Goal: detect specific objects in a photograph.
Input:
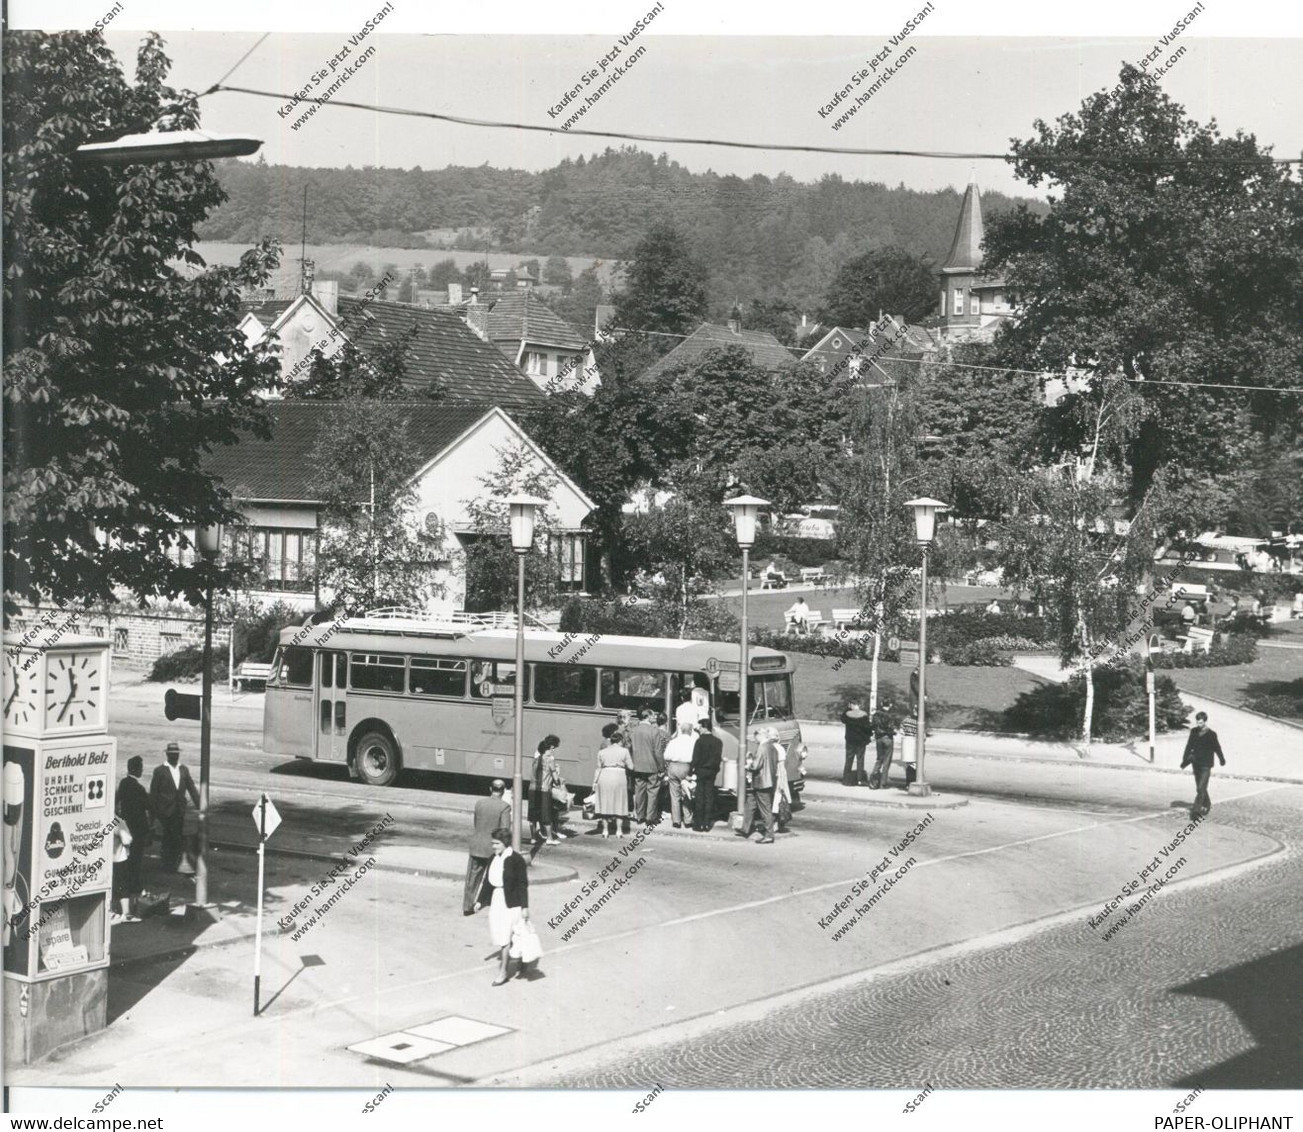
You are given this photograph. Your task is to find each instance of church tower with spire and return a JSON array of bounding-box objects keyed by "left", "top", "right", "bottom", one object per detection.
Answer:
[{"left": 937, "top": 176, "right": 1014, "bottom": 342}]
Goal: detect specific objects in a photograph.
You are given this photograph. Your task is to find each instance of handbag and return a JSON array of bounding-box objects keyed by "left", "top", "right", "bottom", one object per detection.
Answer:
[
  {"left": 509, "top": 919, "right": 543, "bottom": 964},
  {"left": 550, "top": 784, "right": 571, "bottom": 808}
]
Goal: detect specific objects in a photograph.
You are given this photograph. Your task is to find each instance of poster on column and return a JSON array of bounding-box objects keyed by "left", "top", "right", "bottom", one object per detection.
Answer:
[
  {"left": 36, "top": 739, "right": 116, "bottom": 905},
  {"left": 3, "top": 744, "right": 37, "bottom": 976}
]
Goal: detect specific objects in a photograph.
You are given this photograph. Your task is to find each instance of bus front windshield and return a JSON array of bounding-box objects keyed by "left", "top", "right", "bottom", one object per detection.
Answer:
[{"left": 714, "top": 674, "right": 794, "bottom": 726}]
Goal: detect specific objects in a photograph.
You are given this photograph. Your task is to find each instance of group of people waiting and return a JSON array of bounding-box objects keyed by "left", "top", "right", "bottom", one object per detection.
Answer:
[
  {"left": 839, "top": 699, "right": 902, "bottom": 789},
  {"left": 111, "top": 741, "right": 202, "bottom": 923}
]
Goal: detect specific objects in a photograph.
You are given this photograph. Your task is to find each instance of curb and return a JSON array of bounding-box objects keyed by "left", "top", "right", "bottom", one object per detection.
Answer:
[
  {"left": 909, "top": 749, "right": 1303, "bottom": 787},
  {"left": 1174, "top": 687, "right": 1303, "bottom": 732}
]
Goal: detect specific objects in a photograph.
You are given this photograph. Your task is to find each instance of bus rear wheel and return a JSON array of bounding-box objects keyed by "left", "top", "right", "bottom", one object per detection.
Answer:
[{"left": 354, "top": 730, "right": 400, "bottom": 787}]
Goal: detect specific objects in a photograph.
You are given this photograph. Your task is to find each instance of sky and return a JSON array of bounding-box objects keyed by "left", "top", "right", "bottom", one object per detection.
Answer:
[{"left": 10, "top": 1, "right": 1303, "bottom": 200}]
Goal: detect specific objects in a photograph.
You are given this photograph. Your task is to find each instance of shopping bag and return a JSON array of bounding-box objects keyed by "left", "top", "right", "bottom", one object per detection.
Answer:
[
  {"left": 510, "top": 920, "right": 543, "bottom": 963},
  {"left": 550, "top": 785, "right": 572, "bottom": 809}
]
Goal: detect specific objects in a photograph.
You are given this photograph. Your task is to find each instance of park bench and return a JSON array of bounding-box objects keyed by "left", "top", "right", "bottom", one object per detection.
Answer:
[
  {"left": 760, "top": 571, "right": 788, "bottom": 590},
  {"left": 831, "top": 608, "right": 865, "bottom": 630},
  {"left": 234, "top": 660, "right": 274, "bottom": 690},
  {"left": 1177, "top": 627, "right": 1215, "bottom": 655},
  {"left": 799, "top": 566, "right": 827, "bottom": 586},
  {"left": 784, "top": 609, "right": 828, "bottom": 635}
]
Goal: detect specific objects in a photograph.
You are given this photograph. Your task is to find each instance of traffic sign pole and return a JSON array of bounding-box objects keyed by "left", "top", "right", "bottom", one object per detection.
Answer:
[{"left": 254, "top": 794, "right": 267, "bottom": 1016}]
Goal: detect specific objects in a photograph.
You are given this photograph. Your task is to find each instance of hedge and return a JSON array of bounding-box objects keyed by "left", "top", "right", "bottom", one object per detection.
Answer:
[
  {"left": 942, "top": 639, "right": 1014, "bottom": 667},
  {"left": 1001, "top": 659, "right": 1189, "bottom": 741},
  {"left": 147, "top": 643, "right": 230, "bottom": 683},
  {"left": 1150, "top": 633, "right": 1258, "bottom": 669},
  {"left": 750, "top": 533, "right": 839, "bottom": 569},
  {"left": 928, "top": 612, "right": 1052, "bottom": 652}
]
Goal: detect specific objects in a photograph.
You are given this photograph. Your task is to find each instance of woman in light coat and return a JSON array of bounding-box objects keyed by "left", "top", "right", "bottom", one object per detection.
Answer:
[{"left": 592, "top": 722, "right": 634, "bottom": 838}]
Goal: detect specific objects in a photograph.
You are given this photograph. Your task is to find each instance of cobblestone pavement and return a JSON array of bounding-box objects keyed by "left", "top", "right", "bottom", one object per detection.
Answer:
[{"left": 541, "top": 787, "right": 1303, "bottom": 1089}]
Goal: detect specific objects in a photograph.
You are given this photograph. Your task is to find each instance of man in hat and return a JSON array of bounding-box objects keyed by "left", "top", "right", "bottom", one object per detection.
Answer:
[
  {"left": 465, "top": 780, "right": 512, "bottom": 915},
  {"left": 150, "top": 741, "right": 199, "bottom": 871}
]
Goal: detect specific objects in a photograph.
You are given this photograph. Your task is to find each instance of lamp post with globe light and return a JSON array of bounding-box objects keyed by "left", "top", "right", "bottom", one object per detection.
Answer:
[
  {"left": 903, "top": 497, "right": 947, "bottom": 797},
  {"left": 724, "top": 494, "right": 769, "bottom": 829},
  {"left": 506, "top": 496, "right": 546, "bottom": 851}
]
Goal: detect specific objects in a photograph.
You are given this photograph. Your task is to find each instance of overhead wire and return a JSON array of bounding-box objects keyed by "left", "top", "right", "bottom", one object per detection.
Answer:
[{"left": 203, "top": 83, "right": 1303, "bottom": 166}]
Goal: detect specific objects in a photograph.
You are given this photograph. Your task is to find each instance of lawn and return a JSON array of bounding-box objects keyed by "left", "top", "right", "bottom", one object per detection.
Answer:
[
  {"left": 1164, "top": 644, "right": 1303, "bottom": 723},
  {"left": 719, "top": 582, "right": 1019, "bottom": 634},
  {"left": 790, "top": 652, "right": 1046, "bottom": 730}
]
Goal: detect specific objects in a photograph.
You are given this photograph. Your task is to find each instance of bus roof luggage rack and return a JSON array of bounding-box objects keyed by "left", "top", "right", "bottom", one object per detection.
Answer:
[{"left": 334, "top": 608, "right": 555, "bottom": 637}]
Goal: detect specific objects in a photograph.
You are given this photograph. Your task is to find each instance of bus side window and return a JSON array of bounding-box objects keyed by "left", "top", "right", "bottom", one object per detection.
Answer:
[{"left": 283, "top": 647, "right": 313, "bottom": 687}]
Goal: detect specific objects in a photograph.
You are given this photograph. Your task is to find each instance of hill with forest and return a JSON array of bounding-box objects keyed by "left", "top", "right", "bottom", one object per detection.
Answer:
[{"left": 200, "top": 147, "right": 1042, "bottom": 313}]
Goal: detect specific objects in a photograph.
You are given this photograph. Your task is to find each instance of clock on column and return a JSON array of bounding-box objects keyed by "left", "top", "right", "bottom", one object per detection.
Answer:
[
  {"left": 43, "top": 650, "right": 106, "bottom": 732},
  {"left": 3, "top": 655, "right": 41, "bottom": 732}
]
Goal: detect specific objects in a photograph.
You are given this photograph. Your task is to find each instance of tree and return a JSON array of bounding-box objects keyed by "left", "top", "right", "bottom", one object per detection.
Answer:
[
  {"left": 463, "top": 260, "right": 491, "bottom": 294},
  {"left": 309, "top": 402, "right": 445, "bottom": 612},
  {"left": 833, "top": 367, "right": 942, "bottom": 710},
  {"left": 613, "top": 222, "right": 709, "bottom": 337},
  {"left": 992, "top": 465, "right": 1176, "bottom": 750},
  {"left": 983, "top": 64, "right": 1303, "bottom": 507},
  {"left": 460, "top": 441, "right": 564, "bottom": 614},
  {"left": 543, "top": 254, "right": 573, "bottom": 288},
  {"left": 428, "top": 258, "right": 462, "bottom": 289},
  {"left": 2, "top": 31, "right": 281, "bottom": 616},
  {"left": 348, "top": 260, "right": 376, "bottom": 288},
  {"left": 819, "top": 246, "right": 937, "bottom": 327},
  {"left": 396, "top": 271, "right": 417, "bottom": 304},
  {"left": 621, "top": 497, "right": 735, "bottom": 637}
]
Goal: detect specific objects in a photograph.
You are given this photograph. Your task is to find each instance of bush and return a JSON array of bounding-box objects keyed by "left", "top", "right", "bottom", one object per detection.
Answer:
[
  {"left": 232, "top": 602, "right": 305, "bottom": 666},
  {"left": 556, "top": 595, "right": 738, "bottom": 642},
  {"left": 942, "top": 638, "right": 1013, "bottom": 667},
  {"left": 1001, "top": 660, "right": 1189, "bottom": 741},
  {"left": 1219, "top": 611, "right": 1273, "bottom": 638},
  {"left": 929, "top": 612, "right": 1052, "bottom": 652},
  {"left": 148, "top": 643, "right": 230, "bottom": 684},
  {"left": 1151, "top": 633, "right": 1258, "bottom": 668},
  {"left": 751, "top": 533, "right": 837, "bottom": 568},
  {"left": 1243, "top": 680, "right": 1303, "bottom": 720}
]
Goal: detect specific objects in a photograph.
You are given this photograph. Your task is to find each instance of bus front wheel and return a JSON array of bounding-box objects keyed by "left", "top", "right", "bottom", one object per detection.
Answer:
[{"left": 354, "top": 729, "right": 401, "bottom": 787}]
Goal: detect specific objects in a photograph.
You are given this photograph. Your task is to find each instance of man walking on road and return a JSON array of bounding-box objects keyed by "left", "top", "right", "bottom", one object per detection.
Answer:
[
  {"left": 630, "top": 710, "right": 667, "bottom": 825},
  {"left": 840, "top": 701, "right": 872, "bottom": 786},
  {"left": 870, "top": 699, "right": 897, "bottom": 789},
  {"left": 1180, "top": 711, "right": 1226, "bottom": 817},
  {"left": 465, "top": 779, "right": 512, "bottom": 915},
  {"left": 690, "top": 719, "right": 722, "bottom": 832},
  {"left": 149, "top": 741, "right": 199, "bottom": 872}
]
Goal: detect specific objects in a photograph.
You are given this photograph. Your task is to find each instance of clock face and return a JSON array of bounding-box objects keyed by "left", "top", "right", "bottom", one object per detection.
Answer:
[
  {"left": 3, "top": 654, "right": 41, "bottom": 728},
  {"left": 43, "top": 651, "right": 104, "bottom": 729}
]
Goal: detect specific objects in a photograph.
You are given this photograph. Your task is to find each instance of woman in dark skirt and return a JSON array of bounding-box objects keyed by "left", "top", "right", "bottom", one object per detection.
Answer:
[{"left": 527, "top": 734, "right": 562, "bottom": 844}]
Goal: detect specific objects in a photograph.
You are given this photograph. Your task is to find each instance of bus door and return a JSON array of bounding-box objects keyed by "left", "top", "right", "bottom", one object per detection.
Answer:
[{"left": 315, "top": 650, "right": 349, "bottom": 762}]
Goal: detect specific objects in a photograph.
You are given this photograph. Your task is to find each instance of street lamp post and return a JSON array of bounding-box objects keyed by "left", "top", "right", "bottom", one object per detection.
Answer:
[
  {"left": 903, "top": 498, "right": 947, "bottom": 798},
  {"left": 194, "top": 523, "right": 222, "bottom": 908},
  {"left": 74, "top": 128, "right": 263, "bottom": 164},
  {"left": 724, "top": 495, "right": 770, "bottom": 831},
  {"left": 506, "top": 496, "right": 546, "bottom": 853}
]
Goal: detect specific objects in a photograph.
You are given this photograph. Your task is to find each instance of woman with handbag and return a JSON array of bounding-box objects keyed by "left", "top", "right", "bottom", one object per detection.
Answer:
[
  {"left": 592, "top": 721, "right": 633, "bottom": 838},
  {"left": 473, "top": 828, "right": 533, "bottom": 985},
  {"left": 528, "top": 735, "right": 562, "bottom": 845}
]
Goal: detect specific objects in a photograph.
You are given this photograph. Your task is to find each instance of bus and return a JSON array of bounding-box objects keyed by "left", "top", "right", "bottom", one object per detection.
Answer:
[{"left": 262, "top": 613, "right": 805, "bottom": 807}]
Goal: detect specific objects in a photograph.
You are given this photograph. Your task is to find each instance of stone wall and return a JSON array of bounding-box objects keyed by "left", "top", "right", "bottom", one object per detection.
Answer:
[{"left": 10, "top": 606, "right": 232, "bottom": 670}]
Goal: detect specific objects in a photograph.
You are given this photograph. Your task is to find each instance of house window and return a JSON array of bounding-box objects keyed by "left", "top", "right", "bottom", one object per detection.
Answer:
[
  {"left": 232, "top": 528, "right": 317, "bottom": 593},
  {"left": 524, "top": 350, "right": 547, "bottom": 376},
  {"left": 113, "top": 628, "right": 129, "bottom": 654},
  {"left": 994, "top": 292, "right": 1003, "bottom": 307},
  {"left": 160, "top": 632, "right": 183, "bottom": 653},
  {"left": 969, "top": 292, "right": 980, "bottom": 315},
  {"left": 544, "top": 533, "right": 586, "bottom": 590},
  {"left": 952, "top": 288, "right": 964, "bottom": 315}
]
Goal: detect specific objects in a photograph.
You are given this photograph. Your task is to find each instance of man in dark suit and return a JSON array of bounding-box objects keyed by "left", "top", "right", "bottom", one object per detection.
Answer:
[
  {"left": 116, "top": 756, "right": 151, "bottom": 918},
  {"left": 150, "top": 741, "right": 199, "bottom": 871},
  {"left": 689, "top": 719, "right": 722, "bottom": 831},
  {"left": 1180, "top": 711, "right": 1226, "bottom": 817},
  {"left": 629, "top": 710, "right": 667, "bottom": 825},
  {"left": 464, "top": 780, "right": 512, "bottom": 915}
]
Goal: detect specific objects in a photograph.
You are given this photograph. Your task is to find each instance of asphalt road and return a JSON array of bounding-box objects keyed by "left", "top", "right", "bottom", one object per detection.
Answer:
[{"left": 66, "top": 673, "right": 1297, "bottom": 1090}]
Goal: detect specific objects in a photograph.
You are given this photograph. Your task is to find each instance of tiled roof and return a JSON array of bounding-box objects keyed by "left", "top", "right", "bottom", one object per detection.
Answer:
[
  {"left": 241, "top": 297, "right": 296, "bottom": 325},
  {"left": 642, "top": 322, "right": 797, "bottom": 382},
  {"left": 332, "top": 297, "right": 544, "bottom": 408},
  {"left": 943, "top": 178, "right": 985, "bottom": 273},
  {"left": 476, "top": 292, "right": 587, "bottom": 351},
  {"left": 204, "top": 401, "right": 493, "bottom": 502}
]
